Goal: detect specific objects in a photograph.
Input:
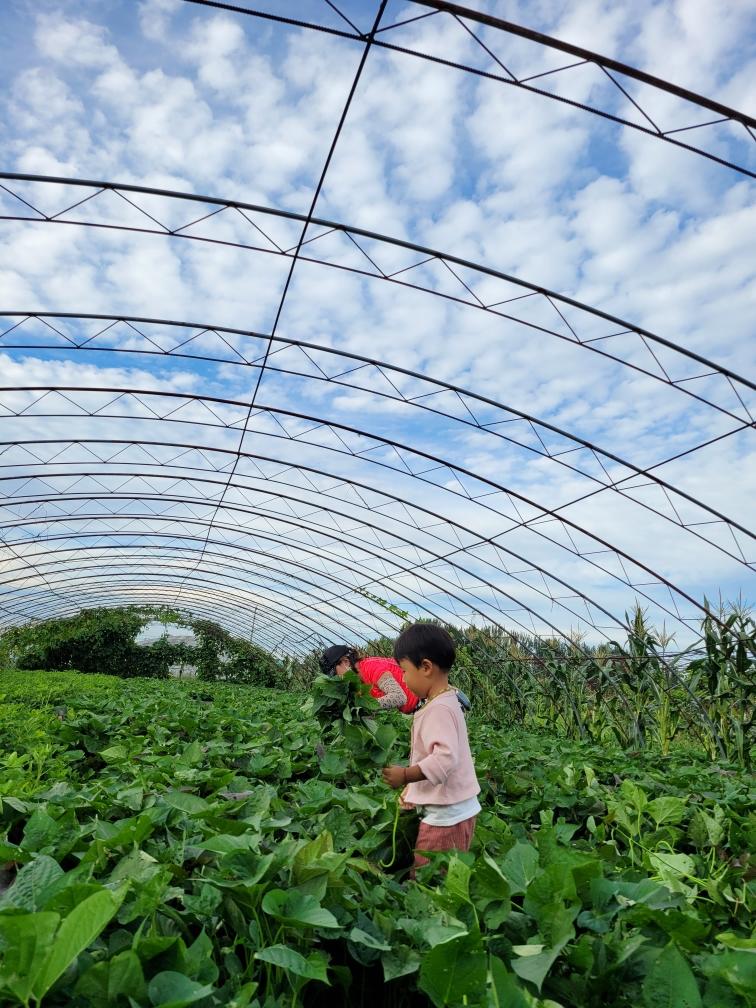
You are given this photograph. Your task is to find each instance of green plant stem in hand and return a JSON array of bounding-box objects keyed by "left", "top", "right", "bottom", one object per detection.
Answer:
[{"left": 379, "top": 795, "right": 403, "bottom": 869}]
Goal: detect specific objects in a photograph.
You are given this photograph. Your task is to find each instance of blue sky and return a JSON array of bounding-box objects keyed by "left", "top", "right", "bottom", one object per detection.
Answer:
[{"left": 0, "top": 0, "right": 754, "bottom": 652}]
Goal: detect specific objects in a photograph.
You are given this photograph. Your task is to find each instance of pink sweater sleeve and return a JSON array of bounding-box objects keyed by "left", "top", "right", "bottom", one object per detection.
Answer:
[{"left": 415, "top": 706, "right": 459, "bottom": 785}]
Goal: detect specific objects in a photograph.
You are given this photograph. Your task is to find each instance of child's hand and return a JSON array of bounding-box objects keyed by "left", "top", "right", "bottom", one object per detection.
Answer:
[{"left": 382, "top": 765, "right": 406, "bottom": 789}]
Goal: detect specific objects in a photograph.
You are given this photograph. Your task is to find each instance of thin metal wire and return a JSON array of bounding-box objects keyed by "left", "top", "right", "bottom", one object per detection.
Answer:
[{"left": 172, "top": 0, "right": 389, "bottom": 608}]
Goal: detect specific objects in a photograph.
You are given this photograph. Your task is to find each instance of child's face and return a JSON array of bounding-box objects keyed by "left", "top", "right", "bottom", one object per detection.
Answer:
[
  {"left": 397, "top": 657, "right": 432, "bottom": 698},
  {"left": 334, "top": 655, "right": 351, "bottom": 677}
]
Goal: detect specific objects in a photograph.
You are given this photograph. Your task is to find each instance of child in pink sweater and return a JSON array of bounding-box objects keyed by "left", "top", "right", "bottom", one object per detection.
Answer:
[{"left": 382, "top": 624, "right": 480, "bottom": 876}]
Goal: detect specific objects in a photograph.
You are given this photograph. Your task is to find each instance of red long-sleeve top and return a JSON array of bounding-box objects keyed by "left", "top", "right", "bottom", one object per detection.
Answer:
[{"left": 356, "top": 657, "right": 418, "bottom": 714}]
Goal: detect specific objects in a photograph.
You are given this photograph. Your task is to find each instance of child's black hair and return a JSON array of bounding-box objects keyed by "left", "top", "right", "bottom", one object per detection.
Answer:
[{"left": 393, "top": 623, "right": 456, "bottom": 671}]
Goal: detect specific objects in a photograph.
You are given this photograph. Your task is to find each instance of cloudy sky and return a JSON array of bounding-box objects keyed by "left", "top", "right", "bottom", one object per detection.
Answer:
[{"left": 0, "top": 0, "right": 754, "bottom": 653}]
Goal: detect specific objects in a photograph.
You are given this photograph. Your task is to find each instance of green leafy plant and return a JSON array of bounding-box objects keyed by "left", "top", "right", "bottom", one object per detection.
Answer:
[
  {"left": 0, "top": 666, "right": 753, "bottom": 1008},
  {"left": 309, "top": 670, "right": 399, "bottom": 778}
]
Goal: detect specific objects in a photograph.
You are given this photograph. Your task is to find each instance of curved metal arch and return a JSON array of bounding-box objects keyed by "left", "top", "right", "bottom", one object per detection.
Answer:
[
  {"left": 1, "top": 177, "right": 753, "bottom": 413},
  {"left": 5, "top": 437, "right": 733, "bottom": 657},
  {"left": 0, "top": 540, "right": 403, "bottom": 644},
  {"left": 0, "top": 559, "right": 383, "bottom": 651},
  {"left": 4, "top": 435, "right": 737, "bottom": 630},
  {"left": 3, "top": 571, "right": 574, "bottom": 723},
  {"left": 1, "top": 518, "right": 523, "bottom": 642},
  {"left": 179, "top": 0, "right": 756, "bottom": 178},
  {"left": 2, "top": 505, "right": 652, "bottom": 711},
  {"left": 0, "top": 576, "right": 280, "bottom": 648},
  {"left": 3, "top": 583, "right": 300, "bottom": 657},
  {"left": 0, "top": 513, "right": 406, "bottom": 633},
  {"left": 2, "top": 313, "right": 752, "bottom": 571},
  {"left": 0, "top": 512, "right": 729, "bottom": 741},
  {"left": 0, "top": 536, "right": 540, "bottom": 677},
  {"left": 0, "top": 565, "right": 358, "bottom": 655},
  {"left": 1, "top": 489, "right": 616, "bottom": 657},
  {"left": 0, "top": 544, "right": 346, "bottom": 651},
  {"left": 1, "top": 457, "right": 648, "bottom": 652},
  {"left": 0, "top": 568, "right": 584, "bottom": 709},
  {"left": 0, "top": 458, "right": 682, "bottom": 656},
  {"left": 1, "top": 527, "right": 558, "bottom": 681},
  {"left": 0, "top": 442, "right": 697, "bottom": 642},
  {"left": 0, "top": 385, "right": 729, "bottom": 629},
  {"left": 1, "top": 489, "right": 623, "bottom": 652},
  {"left": 0, "top": 465, "right": 713, "bottom": 658},
  {"left": 0, "top": 541, "right": 640, "bottom": 725},
  {"left": 0, "top": 500, "right": 717, "bottom": 743}
]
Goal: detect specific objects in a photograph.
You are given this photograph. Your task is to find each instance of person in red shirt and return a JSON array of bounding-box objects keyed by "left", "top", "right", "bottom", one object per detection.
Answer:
[{"left": 319, "top": 645, "right": 418, "bottom": 713}]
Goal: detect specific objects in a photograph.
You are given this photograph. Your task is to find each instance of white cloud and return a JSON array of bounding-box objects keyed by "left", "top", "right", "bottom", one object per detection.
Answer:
[
  {"left": 34, "top": 12, "right": 120, "bottom": 70},
  {"left": 138, "top": 0, "right": 182, "bottom": 43},
  {"left": 0, "top": 351, "right": 200, "bottom": 394}
]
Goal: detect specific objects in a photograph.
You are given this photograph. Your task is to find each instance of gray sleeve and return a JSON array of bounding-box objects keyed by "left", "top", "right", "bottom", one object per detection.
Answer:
[{"left": 375, "top": 672, "right": 406, "bottom": 709}]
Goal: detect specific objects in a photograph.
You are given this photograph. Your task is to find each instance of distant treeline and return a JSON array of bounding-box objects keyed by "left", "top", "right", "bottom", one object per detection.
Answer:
[{"left": 0, "top": 606, "right": 281, "bottom": 686}]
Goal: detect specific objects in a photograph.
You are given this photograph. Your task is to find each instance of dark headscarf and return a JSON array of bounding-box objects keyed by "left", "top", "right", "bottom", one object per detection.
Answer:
[{"left": 319, "top": 644, "right": 352, "bottom": 676}]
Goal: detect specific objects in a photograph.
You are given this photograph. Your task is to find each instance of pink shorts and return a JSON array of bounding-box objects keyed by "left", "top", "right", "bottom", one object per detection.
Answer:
[{"left": 412, "top": 814, "right": 477, "bottom": 876}]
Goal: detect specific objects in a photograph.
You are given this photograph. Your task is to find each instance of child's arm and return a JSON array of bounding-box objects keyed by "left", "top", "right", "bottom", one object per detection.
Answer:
[
  {"left": 382, "top": 763, "right": 426, "bottom": 788},
  {"left": 382, "top": 706, "right": 457, "bottom": 788}
]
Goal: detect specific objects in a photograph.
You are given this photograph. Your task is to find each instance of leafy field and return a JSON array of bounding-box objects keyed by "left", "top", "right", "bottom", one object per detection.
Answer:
[{"left": 0, "top": 670, "right": 754, "bottom": 1008}]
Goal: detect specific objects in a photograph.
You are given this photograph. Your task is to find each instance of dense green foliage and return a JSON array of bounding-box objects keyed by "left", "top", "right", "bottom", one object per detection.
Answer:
[
  {"left": 0, "top": 608, "right": 281, "bottom": 687},
  {"left": 0, "top": 670, "right": 753, "bottom": 1007},
  {"left": 5, "top": 600, "right": 753, "bottom": 766},
  {"left": 186, "top": 620, "right": 280, "bottom": 688},
  {"left": 289, "top": 604, "right": 756, "bottom": 767},
  {"left": 4, "top": 609, "right": 152, "bottom": 679}
]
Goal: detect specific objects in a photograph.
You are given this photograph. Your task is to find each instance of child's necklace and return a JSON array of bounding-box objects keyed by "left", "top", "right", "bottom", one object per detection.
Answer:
[{"left": 425, "top": 685, "right": 454, "bottom": 705}]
